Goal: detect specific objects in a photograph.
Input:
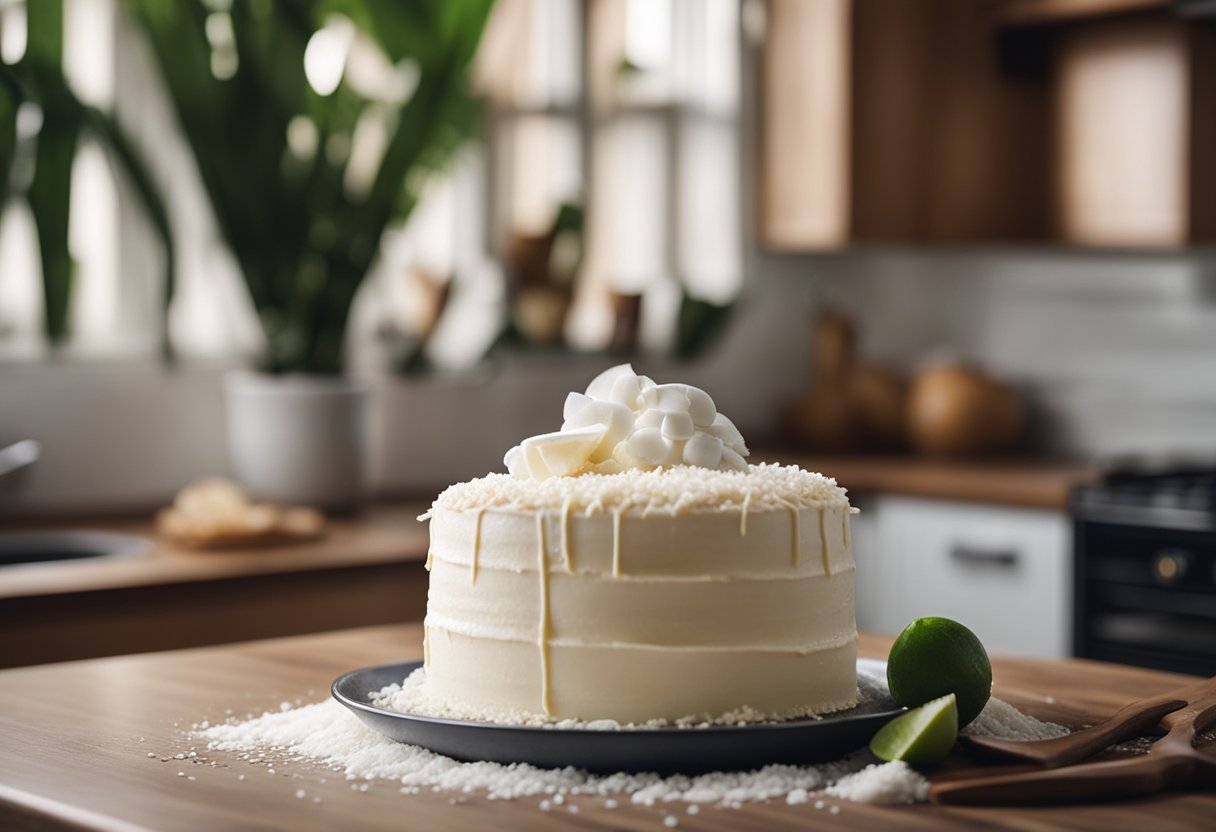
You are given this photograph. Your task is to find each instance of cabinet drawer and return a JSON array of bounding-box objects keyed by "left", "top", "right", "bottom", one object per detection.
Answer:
[{"left": 876, "top": 497, "right": 1071, "bottom": 658}]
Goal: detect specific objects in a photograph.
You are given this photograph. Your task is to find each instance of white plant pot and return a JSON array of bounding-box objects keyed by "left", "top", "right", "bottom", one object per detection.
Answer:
[{"left": 225, "top": 372, "right": 370, "bottom": 511}]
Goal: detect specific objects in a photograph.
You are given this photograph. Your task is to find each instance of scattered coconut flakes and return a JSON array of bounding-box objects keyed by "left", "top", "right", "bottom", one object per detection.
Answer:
[
  {"left": 199, "top": 699, "right": 881, "bottom": 805},
  {"left": 423, "top": 463, "right": 850, "bottom": 517},
  {"left": 195, "top": 693, "right": 1067, "bottom": 808},
  {"left": 963, "top": 698, "right": 1068, "bottom": 742}
]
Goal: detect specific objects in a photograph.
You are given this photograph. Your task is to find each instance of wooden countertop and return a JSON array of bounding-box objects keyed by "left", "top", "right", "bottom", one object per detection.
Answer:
[
  {"left": 0, "top": 625, "right": 1210, "bottom": 831},
  {"left": 0, "top": 503, "right": 429, "bottom": 600},
  {"left": 763, "top": 453, "right": 1097, "bottom": 511}
]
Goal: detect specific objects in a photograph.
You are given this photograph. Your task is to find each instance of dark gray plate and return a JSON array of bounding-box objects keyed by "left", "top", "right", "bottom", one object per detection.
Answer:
[{"left": 332, "top": 659, "right": 901, "bottom": 774}]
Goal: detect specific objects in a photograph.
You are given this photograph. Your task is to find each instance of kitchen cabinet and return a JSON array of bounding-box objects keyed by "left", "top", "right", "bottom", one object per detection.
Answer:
[
  {"left": 758, "top": 0, "right": 1216, "bottom": 249},
  {"left": 854, "top": 496, "right": 1072, "bottom": 658},
  {"left": 848, "top": 496, "right": 883, "bottom": 633},
  {"left": 996, "top": 0, "right": 1169, "bottom": 27},
  {"left": 0, "top": 505, "right": 429, "bottom": 668},
  {"left": 760, "top": 0, "right": 1050, "bottom": 248},
  {"left": 1042, "top": 12, "right": 1216, "bottom": 246}
]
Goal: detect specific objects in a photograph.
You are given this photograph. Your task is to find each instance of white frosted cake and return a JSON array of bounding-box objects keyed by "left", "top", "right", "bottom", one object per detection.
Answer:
[{"left": 417, "top": 365, "right": 858, "bottom": 724}]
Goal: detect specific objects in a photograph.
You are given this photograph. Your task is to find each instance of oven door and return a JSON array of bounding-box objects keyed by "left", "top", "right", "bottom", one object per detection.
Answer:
[{"left": 1074, "top": 519, "right": 1216, "bottom": 676}]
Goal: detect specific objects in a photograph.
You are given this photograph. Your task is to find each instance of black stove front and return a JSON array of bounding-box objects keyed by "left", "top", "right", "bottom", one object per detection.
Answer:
[{"left": 1073, "top": 467, "right": 1216, "bottom": 677}]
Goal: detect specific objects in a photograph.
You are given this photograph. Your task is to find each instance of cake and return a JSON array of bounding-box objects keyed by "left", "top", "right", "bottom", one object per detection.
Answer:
[{"left": 417, "top": 365, "right": 858, "bottom": 723}]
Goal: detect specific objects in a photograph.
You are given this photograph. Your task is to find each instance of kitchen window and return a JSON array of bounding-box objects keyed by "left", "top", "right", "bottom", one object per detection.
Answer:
[{"left": 0, "top": 0, "right": 745, "bottom": 369}]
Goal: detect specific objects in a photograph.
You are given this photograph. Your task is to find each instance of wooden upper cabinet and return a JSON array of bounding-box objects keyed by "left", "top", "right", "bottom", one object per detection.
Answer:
[
  {"left": 760, "top": 0, "right": 851, "bottom": 248},
  {"left": 759, "top": 0, "right": 1216, "bottom": 249},
  {"left": 1053, "top": 15, "right": 1216, "bottom": 245}
]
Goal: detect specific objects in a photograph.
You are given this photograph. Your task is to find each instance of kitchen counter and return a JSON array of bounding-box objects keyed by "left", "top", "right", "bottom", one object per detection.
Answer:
[
  {"left": 0, "top": 505, "right": 429, "bottom": 667},
  {"left": 764, "top": 453, "right": 1097, "bottom": 511},
  {"left": 0, "top": 624, "right": 1210, "bottom": 831},
  {"left": 0, "top": 504, "right": 428, "bottom": 599}
]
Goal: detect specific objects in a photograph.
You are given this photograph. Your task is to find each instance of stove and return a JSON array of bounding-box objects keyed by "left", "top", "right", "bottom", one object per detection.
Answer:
[{"left": 1072, "top": 467, "right": 1216, "bottom": 676}]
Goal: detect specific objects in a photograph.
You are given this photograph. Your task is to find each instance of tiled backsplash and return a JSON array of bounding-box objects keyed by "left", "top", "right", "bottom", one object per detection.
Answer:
[{"left": 768, "top": 249, "right": 1216, "bottom": 459}]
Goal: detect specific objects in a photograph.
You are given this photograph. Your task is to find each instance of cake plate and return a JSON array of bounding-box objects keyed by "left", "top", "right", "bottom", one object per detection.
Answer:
[{"left": 332, "top": 659, "right": 902, "bottom": 774}]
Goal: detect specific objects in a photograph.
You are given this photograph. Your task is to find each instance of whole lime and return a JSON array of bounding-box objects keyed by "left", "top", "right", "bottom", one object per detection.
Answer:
[{"left": 887, "top": 617, "right": 992, "bottom": 728}]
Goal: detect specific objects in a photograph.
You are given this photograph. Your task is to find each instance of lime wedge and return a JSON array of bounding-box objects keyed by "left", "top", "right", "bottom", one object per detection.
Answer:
[{"left": 870, "top": 693, "right": 958, "bottom": 766}]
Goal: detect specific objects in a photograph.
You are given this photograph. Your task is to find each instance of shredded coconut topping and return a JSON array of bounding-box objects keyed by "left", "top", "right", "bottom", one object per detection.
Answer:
[{"left": 424, "top": 463, "right": 851, "bottom": 517}]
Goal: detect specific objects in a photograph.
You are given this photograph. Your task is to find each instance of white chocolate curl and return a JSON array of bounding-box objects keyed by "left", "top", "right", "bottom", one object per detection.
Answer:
[{"left": 504, "top": 364, "right": 750, "bottom": 480}]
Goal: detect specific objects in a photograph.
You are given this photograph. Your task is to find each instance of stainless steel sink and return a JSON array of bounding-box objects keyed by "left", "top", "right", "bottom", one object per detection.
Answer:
[{"left": 0, "top": 530, "right": 152, "bottom": 567}]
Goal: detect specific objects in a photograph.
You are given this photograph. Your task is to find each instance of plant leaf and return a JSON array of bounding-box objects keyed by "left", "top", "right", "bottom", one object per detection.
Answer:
[
  {"left": 83, "top": 105, "right": 178, "bottom": 361},
  {"left": 122, "top": 0, "right": 492, "bottom": 374},
  {"left": 23, "top": 65, "right": 80, "bottom": 347},
  {"left": 0, "top": 67, "right": 20, "bottom": 205}
]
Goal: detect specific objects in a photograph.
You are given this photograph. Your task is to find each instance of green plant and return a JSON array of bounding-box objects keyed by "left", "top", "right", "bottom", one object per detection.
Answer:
[
  {"left": 675, "top": 291, "right": 734, "bottom": 360},
  {"left": 0, "top": 72, "right": 15, "bottom": 206},
  {"left": 123, "top": 0, "right": 493, "bottom": 375},
  {"left": 0, "top": 0, "right": 175, "bottom": 354}
]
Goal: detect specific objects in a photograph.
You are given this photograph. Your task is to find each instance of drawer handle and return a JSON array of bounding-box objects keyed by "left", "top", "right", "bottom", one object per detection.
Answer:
[{"left": 950, "top": 545, "right": 1020, "bottom": 568}]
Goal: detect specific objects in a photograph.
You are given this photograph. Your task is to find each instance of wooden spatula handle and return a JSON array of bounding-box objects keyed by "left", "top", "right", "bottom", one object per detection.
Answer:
[{"left": 930, "top": 755, "right": 1187, "bottom": 806}]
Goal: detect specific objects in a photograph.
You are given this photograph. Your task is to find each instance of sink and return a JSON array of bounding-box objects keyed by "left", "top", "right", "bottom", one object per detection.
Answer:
[{"left": 0, "top": 531, "right": 152, "bottom": 567}]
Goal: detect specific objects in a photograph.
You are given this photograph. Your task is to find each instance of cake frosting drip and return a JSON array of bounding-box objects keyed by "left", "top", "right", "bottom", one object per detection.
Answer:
[{"left": 502, "top": 364, "right": 750, "bottom": 481}]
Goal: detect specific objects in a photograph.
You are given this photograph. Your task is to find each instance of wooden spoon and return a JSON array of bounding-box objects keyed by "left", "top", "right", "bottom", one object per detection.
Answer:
[
  {"left": 961, "top": 675, "right": 1215, "bottom": 768},
  {"left": 961, "top": 697, "right": 1186, "bottom": 768},
  {"left": 931, "top": 686, "right": 1216, "bottom": 805}
]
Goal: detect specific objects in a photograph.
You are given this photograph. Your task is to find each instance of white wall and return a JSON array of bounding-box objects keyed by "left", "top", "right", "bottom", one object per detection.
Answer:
[{"left": 0, "top": 361, "right": 232, "bottom": 514}]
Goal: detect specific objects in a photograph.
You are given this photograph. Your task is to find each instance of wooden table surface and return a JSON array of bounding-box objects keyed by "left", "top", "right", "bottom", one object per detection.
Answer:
[{"left": 0, "top": 625, "right": 1210, "bottom": 832}]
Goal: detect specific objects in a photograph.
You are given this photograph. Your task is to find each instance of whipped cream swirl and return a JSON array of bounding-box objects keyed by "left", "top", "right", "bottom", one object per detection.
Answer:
[{"left": 504, "top": 364, "right": 749, "bottom": 481}]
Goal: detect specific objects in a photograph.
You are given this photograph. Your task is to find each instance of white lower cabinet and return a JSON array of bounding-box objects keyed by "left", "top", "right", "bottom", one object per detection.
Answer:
[
  {"left": 853, "top": 496, "right": 1071, "bottom": 658},
  {"left": 849, "top": 498, "right": 884, "bottom": 633}
]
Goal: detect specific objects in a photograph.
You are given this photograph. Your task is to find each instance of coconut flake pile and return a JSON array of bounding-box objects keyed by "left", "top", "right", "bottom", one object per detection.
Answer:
[
  {"left": 962, "top": 697, "right": 1069, "bottom": 742},
  {"left": 195, "top": 695, "right": 1064, "bottom": 808},
  {"left": 424, "top": 463, "right": 851, "bottom": 517}
]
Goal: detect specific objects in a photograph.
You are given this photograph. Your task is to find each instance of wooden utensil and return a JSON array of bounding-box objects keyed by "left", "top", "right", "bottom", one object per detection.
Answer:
[
  {"left": 961, "top": 698, "right": 1187, "bottom": 768},
  {"left": 931, "top": 685, "right": 1216, "bottom": 805},
  {"left": 961, "top": 675, "right": 1215, "bottom": 767}
]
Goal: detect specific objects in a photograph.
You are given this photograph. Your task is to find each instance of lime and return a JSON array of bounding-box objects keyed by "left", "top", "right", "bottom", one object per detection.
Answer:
[
  {"left": 886, "top": 617, "right": 992, "bottom": 728},
  {"left": 869, "top": 693, "right": 958, "bottom": 766}
]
